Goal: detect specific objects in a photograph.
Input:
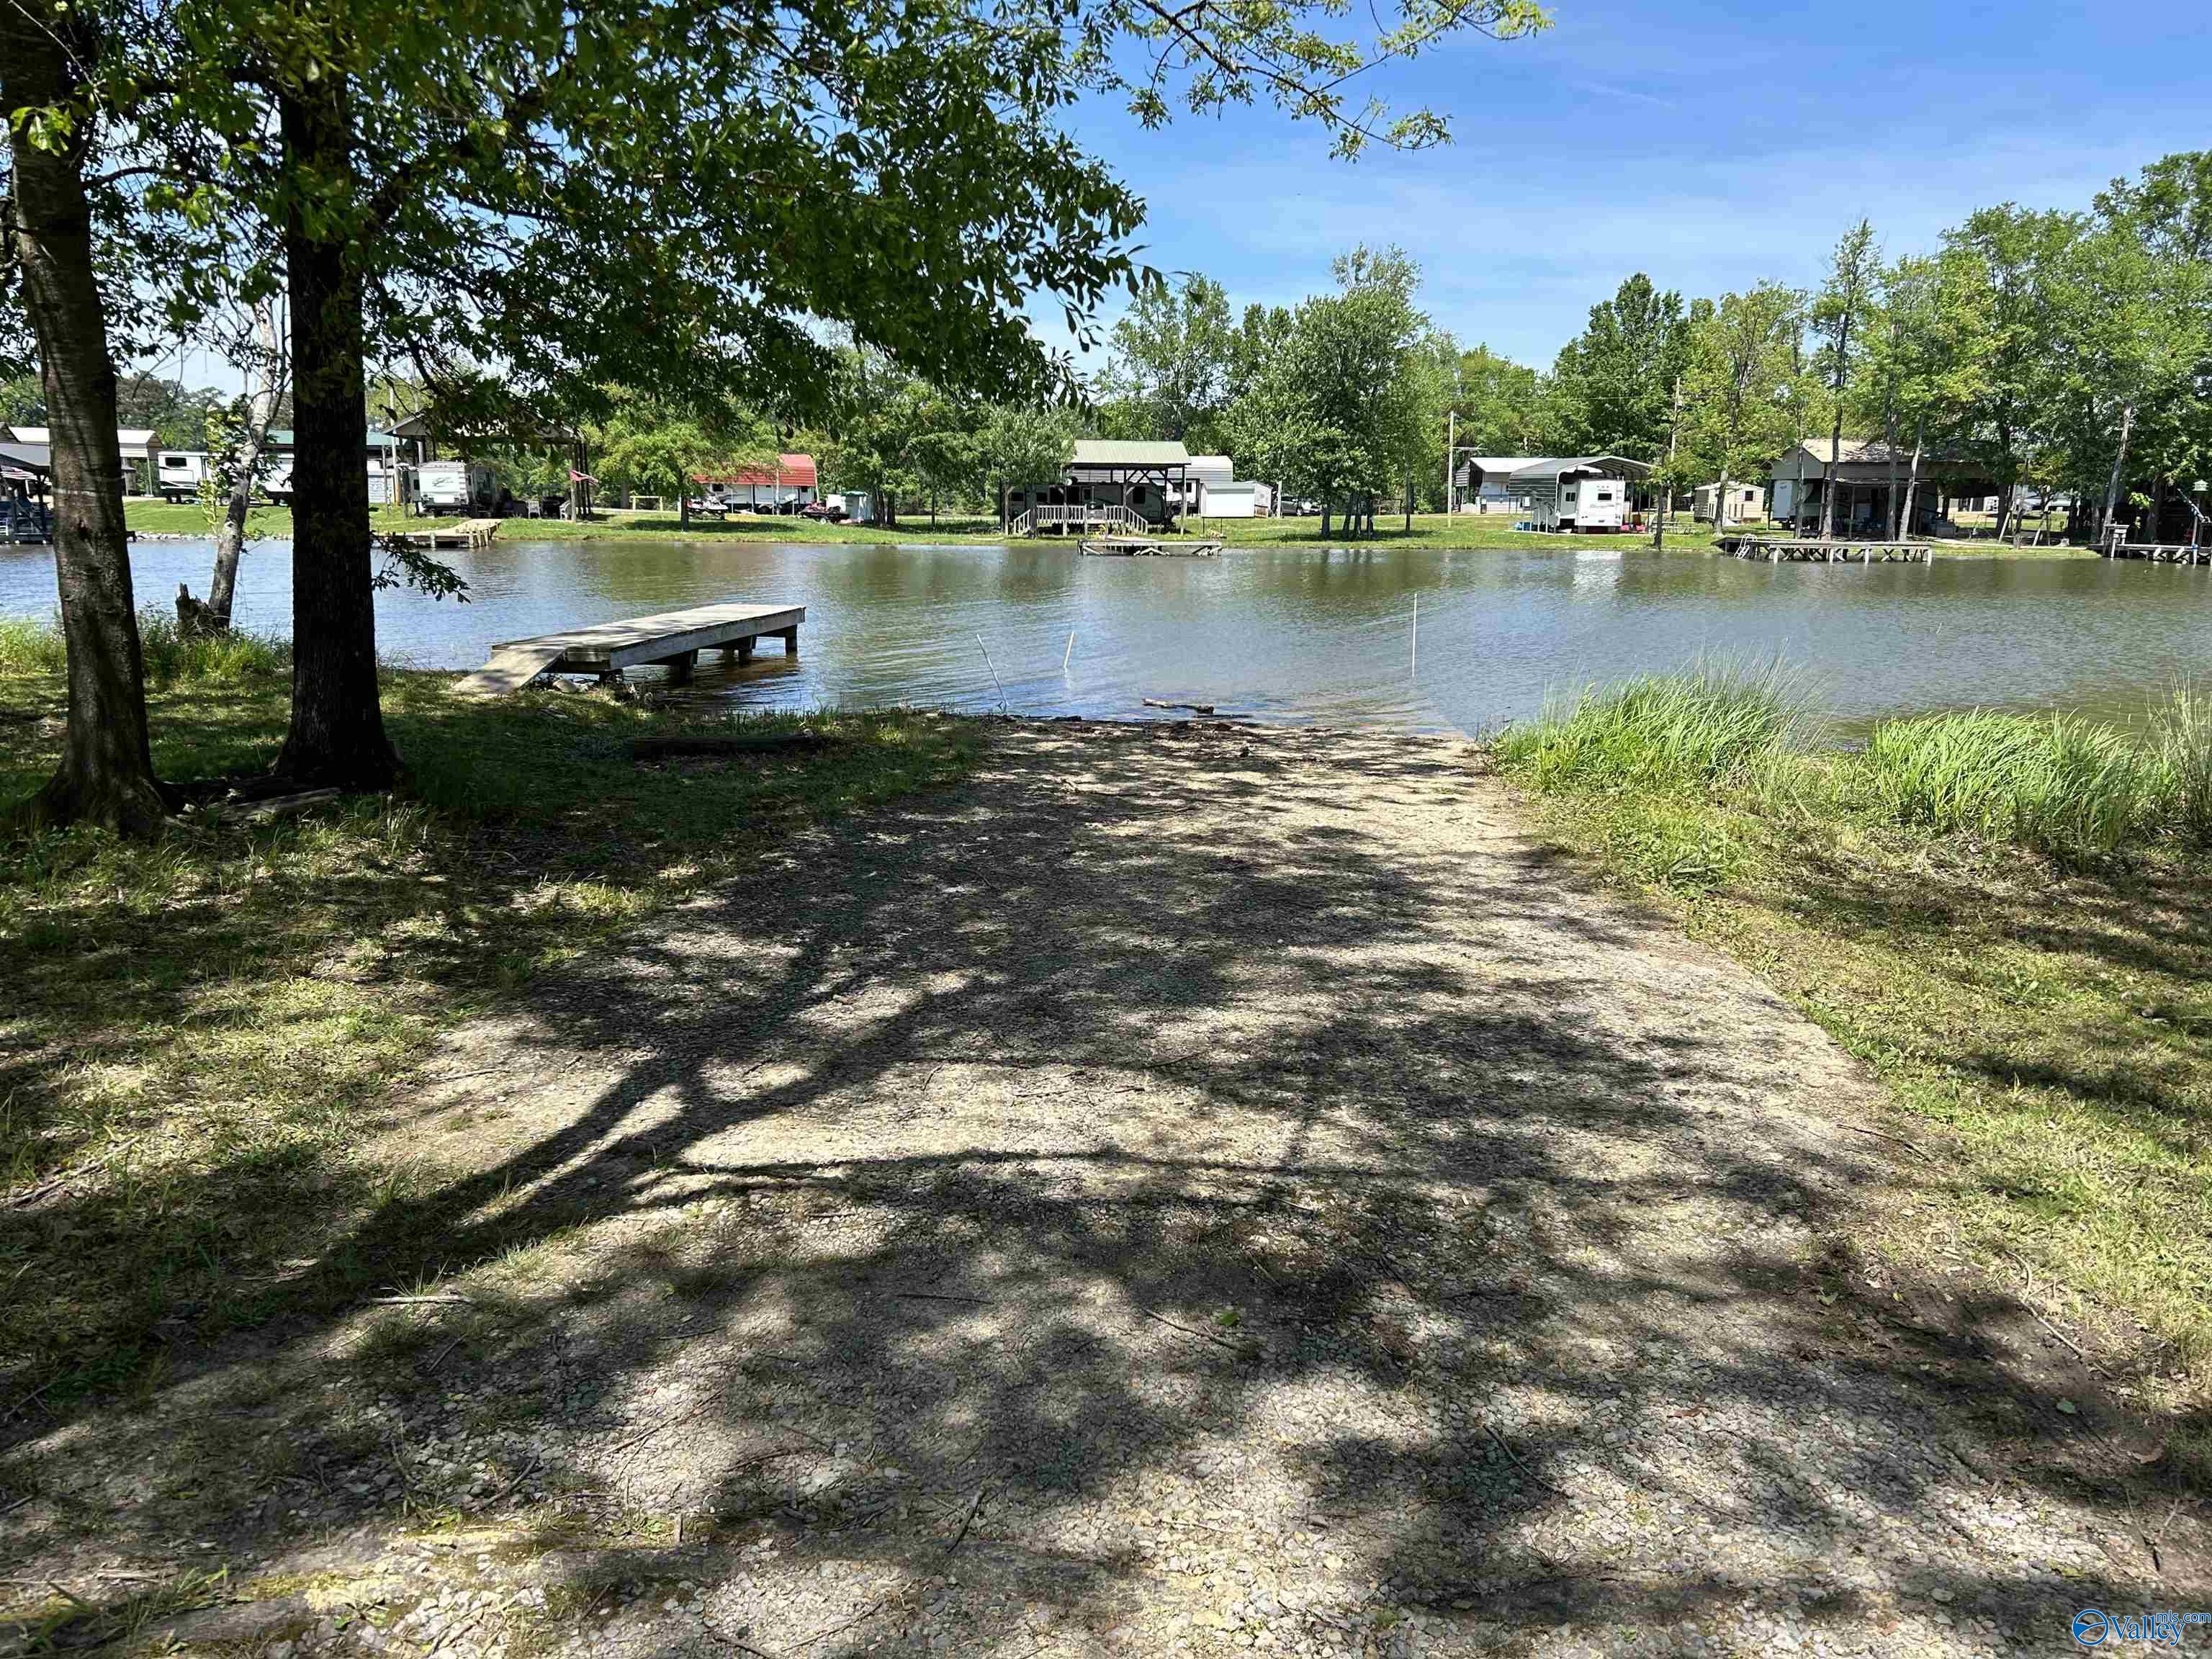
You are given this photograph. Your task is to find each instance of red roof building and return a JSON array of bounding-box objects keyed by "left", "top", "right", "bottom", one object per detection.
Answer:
[{"left": 695, "top": 452, "right": 817, "bottom": 490}]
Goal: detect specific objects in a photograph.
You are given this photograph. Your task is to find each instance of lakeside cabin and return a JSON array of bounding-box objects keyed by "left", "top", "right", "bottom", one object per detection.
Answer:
[
  {"left": 1767, "top": 439, "right": 1997, "bottom": 537},
  {"left": 695, "top": 453, "right": 819, "bottom": 511},
  {"left": 1509, "top": 456, "right": 1650, "bottom": 532},
  {"left": 1003, "top": 440, "right": 1193, "bottom": 531}
]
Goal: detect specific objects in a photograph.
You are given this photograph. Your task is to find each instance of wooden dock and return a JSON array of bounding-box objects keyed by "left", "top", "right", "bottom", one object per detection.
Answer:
[
  {"left": 1717, "top": 534, "right": 1932, "bottom": 564},
  {"left": 2103, "top": 541, "right": 2208, "bottom": 564},
  {"left": 1079, "top": 536, "right": 1222, "bottom": 558},
  {"left": 452, "top": 601, "right": 804, "bottom": 696},
  {"left": 398, "top": 518, "right": 502, "bottom": 551}
]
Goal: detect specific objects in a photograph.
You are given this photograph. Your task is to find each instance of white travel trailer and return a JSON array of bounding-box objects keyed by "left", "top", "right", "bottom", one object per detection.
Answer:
[
  {"left": 418, "top": 458, "right": 496, "bottom": 515},
  {"left": 1508, "top": 456, "right": 1648, "bottom": 531},
  {"left": 156, "top": 449, "right": 212, "bottom": 500}
]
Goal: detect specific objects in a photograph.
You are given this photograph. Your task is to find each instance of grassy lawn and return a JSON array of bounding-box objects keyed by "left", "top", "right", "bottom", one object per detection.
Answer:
[
  {"left": 1493, "top": 669, "right": 2212, "bottom": 1455},
  {"left": 0, "top": 621, "right": 981, "bottom": 1422},
  {"left": 125, "top": 498, "right": 1733, "bottom": 552}
]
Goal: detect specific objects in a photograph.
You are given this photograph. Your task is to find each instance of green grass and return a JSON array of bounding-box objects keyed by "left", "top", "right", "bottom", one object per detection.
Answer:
[
  {"left": 124, "top": 499, "right": 1745, "bottom": 552},
  {"left": 1495, "top": 673, "right": 2212, "bottom": 1446},
  {"left": 1493, "top": 662, "right": 1810, "bottom": 794},
  {"left": 1862, "top": 711, "right": 2170, "bottom": 858},
  {"left": 0, "top": 627, "right": 982, "bottom": 1418}
]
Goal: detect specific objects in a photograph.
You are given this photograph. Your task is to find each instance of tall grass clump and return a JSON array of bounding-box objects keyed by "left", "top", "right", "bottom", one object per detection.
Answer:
[
  {"left": 135, "top": 611, "right": 290, "bottom": 685},
  {"left": 0, "top": 614, "right": 68, "bottom": 675},
  {"left": 1496, "top": 662, "right": 1811, "bottom": 793},
  {"left": 2152, "top": 678, "right": 2212, "bottom": 848},
  {"left": 1863, "top": 709, "right": 2164, "bottom": 860},
  {"left": 0, "top": 613, "right": 288, "bottom": 685}
]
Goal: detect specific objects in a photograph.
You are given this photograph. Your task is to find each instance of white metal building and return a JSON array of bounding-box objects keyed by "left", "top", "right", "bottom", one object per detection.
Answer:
[
  {"left": 1454, "top": 457, "right": 1542, "bottom": 513},
  {"left": 1181, "top": 454, "right": 1272, "bottom": 518}
]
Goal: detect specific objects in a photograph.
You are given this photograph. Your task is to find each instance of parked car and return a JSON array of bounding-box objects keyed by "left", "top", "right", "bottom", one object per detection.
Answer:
[{"left": 686, "top": 498, "right": 727, "bottom": 518}]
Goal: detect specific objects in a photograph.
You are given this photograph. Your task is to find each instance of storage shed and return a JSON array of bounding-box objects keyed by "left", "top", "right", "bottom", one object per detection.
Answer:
[
  {"left": 1695, "top": 481, "right": 1766, "bottom": 525},
  {"left": 1453, "top": 457, "right": 1542, "bottom": 513},
  {"left": 1181, "top": 455, "right": 1270, "bottom": 518}
]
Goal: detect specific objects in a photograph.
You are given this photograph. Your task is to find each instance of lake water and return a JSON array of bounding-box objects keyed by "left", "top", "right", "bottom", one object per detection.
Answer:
[{"left": 5, "top": 536, "right": 2210, "bottom": 735}]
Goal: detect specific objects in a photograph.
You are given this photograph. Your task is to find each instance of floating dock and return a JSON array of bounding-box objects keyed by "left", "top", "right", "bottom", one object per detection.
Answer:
[
  {"left": 1079, "top": 536, "right": 1222, "bottom": 558},
  {"left": 1717, "top": 534, "right": 1932, "bottom": 564},
  {"left": 397, "top": 518, "right": 502, "bottom": 551},
  {"left": 453, "top": 601, "right": 804, "bottom": 696}
]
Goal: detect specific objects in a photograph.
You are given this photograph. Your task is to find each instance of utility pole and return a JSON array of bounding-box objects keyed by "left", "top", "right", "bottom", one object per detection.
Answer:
[{"left": 1445, "top": 409, "right": 1455, "bottom": 513}]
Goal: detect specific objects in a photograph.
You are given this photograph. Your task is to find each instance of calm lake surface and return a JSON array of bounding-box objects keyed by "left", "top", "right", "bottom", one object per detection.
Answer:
[{"left": 6, "top": 537, "right": 2210, "bottom": 735}]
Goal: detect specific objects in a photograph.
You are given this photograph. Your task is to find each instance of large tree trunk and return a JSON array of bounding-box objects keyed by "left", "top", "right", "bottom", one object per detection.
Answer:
[
  {"left": 1883, "top": 395, "right": 1901, "bottom": 537},
  {"left": 2100, "top": 401, "right": 2135, "bottom": 547},
  {"left": 1899, "top": 418, "right": 1925, "bottom": 539},
  {"left": 275, "top": 75, "right": 398, "bottom": 790},
  {"left": 678, "top": 472, "right": 691, "bottom": 528},
  {"left": 4, "top": 18, "right": 169, "bottom": 835},
  {"left": 1319, "top": 497, "right": 1332, "bottom": 537},
  {"left": 1819, "top": 411, "right": 1843, "bottom": 539}
]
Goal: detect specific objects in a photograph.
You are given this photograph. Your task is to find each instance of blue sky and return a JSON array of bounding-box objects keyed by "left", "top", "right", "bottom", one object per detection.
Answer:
[{"left": 1053, "top": 0, "right": 2212, "bottom": 373}]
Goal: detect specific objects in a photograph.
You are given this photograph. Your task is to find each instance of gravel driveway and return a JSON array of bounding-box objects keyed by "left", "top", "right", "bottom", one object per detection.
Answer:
[{"left": 6, "top": 720, "right": 2201, "bottom": 1658}]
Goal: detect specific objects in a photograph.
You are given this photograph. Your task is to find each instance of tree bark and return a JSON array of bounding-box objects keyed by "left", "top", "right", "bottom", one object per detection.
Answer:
[
  {"left": 2100, "top": 400, "right": 2135, "bottom": 546},
  {"left": 3, "top": 17, "right": 170, "bottom": 834},
  {"left": 1819, "top": 410, "right": 1843, "bottom": 539},
  {"left": 678, "top": 469, "right": 691, "bottom": 528},
  {"left": 1319, "top": 497, "right": 1332, "bottom": 537},
  {"left": 195, "top": 298, "right": 287, "bottom": 629},
  {"left": 1883, "top": 395, "right": 1901, "bottom": 537},
  {"left": 275, "top": 74, "right": 398, "bottom": 790},
  {"left": 1899, "top": 418, "right": 1925, "bottom": 539}
]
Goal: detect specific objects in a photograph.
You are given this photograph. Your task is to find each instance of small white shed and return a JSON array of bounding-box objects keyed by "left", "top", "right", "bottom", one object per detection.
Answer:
[
  {"left": 1182, "top": 455, "right": 1269, "bottom": 518},
  {"left": 1696, "top": 481, "right": 1767, "bottom": 525}
]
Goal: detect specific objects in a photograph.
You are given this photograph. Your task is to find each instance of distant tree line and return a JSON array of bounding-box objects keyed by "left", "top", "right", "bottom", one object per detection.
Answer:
[{"left": 1073, "top": 150, "right": 2211, "bottom": 544}]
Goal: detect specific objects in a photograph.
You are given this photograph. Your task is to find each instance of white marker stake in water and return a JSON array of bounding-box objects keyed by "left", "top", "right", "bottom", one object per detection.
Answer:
[
  {"left": 976, "top": 633, "right": 1007, "bottom": 707},
  {"left": 1063, "top": 631, "right": 1075, "bottom": 673},
  {"left": 1411, "top": 593, "right": 1418, "bottom": 678}
]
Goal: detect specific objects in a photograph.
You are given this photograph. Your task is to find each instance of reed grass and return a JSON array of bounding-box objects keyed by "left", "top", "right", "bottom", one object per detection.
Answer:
[
  {"left": 1862, "top": 709, "right": 2164, "bottom": 860},
  {"left": 2153, "top": 676, "right": 2212, "bottom": 848},
  {"left": 1493, "top": 662, "right": 1810, "bottom": 794}
]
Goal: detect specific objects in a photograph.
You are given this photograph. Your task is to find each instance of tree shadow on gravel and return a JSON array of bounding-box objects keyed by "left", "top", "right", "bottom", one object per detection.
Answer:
[{"left": 6, "top": 721, "right": 2205, "bottom": 1655}]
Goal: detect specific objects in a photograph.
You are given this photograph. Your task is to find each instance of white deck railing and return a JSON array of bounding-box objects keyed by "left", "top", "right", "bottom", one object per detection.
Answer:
[{"left": 1011, "top": 503, "right": 1149, "bottom": 537}]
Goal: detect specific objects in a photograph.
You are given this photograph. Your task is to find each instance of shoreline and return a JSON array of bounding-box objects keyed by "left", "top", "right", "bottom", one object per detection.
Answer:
[{"left": 95, "top": 500, "right": 2109, "bottom": 559}]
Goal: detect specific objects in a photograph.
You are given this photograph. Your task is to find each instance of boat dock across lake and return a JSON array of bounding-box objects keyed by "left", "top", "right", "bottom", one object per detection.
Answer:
[
  {"left": 395, "top": 518, "right": 503, "bottom": 552},
  {"left": 1716, "top": 534, "right": 1933, "bottom": 564},
  {"left": 1080, "top": 535, "right": 1222, "bottom": 557}
]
